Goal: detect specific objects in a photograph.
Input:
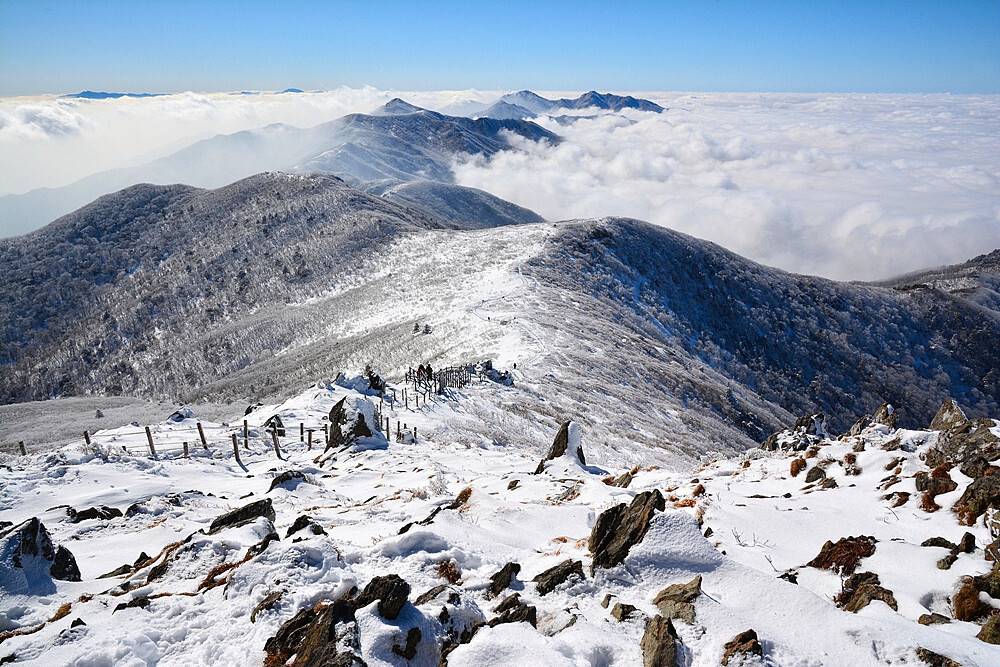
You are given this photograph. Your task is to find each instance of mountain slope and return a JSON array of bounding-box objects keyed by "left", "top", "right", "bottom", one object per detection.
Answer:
[
  {"left": 378, "top": 180, "right": 545, "bottom": 229},
  {"left": 476, "top": 100, "right": 536, "bottom": 120},
  {"left": 0, "top": 104, "right": 559, "bottom": 237},
  {"left": 2, "top": 178, "right": 998, "bottom": 461}
]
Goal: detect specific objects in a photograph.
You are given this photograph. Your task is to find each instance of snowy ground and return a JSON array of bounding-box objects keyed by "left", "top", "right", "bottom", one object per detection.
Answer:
[{"left": 2, "top": 378, "right": 999, "bottom": 665}]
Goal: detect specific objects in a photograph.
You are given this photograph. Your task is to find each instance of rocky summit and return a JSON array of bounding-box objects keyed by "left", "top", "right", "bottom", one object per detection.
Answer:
[{"left": 1, "top": 377, "right": 999, "bottom": 665}]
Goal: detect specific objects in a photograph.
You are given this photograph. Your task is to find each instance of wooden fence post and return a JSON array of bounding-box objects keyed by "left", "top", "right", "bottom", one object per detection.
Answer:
[
  {"left": 183, "top": 441, "right": 189, "bottom": 458},
  {"left": 243, "top": 420, "right": 249, "bottom": 450},
  {"left": 397, "top": 420, "right": 400, "bottom": 439},
  {"left": 145, "top": 426, "right": 157, "bottom": 458},
  {"left": 18, "top": 441, "right": 26, "bottom": 455},
  {"left": 324, "top": 423, "right": 329, "bottom": 446},
  {"left": 83, "top": 431, "right": 91, "bottom": 447},
  {"left": 197, "top": 422, "right": 207, "bottom": 449},
  {"left": 413, "top": 427, "right": 417, "bottom": 442},
  {"left": 300, "top": 422, "right": 304, "bottom": 442},
  {"left": 307, "top": 429, "right": 313, "bottom": 450},
  {"left": 271, "top": 429, "right": 282, "bottom": 459},
  {"left": 231, "top": 433, "right": 243, "bottom": 466}
]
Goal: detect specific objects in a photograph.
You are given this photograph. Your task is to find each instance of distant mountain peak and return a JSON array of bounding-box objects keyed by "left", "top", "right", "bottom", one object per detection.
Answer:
[
  {"left": 63, "top": 90, "right": 163, "bottom": 100},
  {"left": 374, "top": 98, "right": 429, "bottom": 115},
  {"left": 478, "top": 100, "right": 536, "bottom": 120}
]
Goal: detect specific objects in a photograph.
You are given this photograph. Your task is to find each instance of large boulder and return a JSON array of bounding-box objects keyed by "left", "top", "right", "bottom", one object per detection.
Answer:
[
  {"left": 589, "top": 490, "right": 665, "bottom": 571},
  {"left": 0, "top": 518, "right": 81, "bottom": 594},
  {"left": 534, "top": 421, "right": 585, "bottom": 474}
]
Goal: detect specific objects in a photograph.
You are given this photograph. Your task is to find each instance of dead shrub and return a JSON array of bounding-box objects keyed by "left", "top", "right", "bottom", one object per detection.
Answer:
[
  {"left": 806, "top": 535, "right": 876, "bottom": 575},
  {"left": 790, "top": 458, "right": 806, "bottom": 477}
]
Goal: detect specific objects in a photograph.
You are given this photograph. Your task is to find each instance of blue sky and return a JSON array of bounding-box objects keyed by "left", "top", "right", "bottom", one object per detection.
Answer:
[{"left": 1, "top": 0, "right": 998, "bottom": 95}]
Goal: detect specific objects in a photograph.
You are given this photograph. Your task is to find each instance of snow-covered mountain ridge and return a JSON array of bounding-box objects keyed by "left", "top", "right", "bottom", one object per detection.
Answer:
[
  {"left": 2, "top": 377, "right": 999, "bottom": 665},
  {"left": 2, "top": 174, "right": 999, "bottom": 462}
]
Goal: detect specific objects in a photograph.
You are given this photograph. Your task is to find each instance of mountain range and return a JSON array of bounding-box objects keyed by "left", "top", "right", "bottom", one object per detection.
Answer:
[
  {"left": 0, "top": 100, "right": 558, "bottom": 237},
  {"left": 1, "top": 171, "right": 997, "bottom": 461}
]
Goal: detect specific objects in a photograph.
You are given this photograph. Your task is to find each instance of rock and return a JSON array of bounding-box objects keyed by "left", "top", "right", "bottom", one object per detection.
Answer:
[
  {"left": 921, "top": 536, "right": 958, "bottom": 550},
  {"left": 790, "top": 458, "right": 806, "bottom": 477},
  {"left": 973, "top": 561, "right": 1000, "bottom": 598},
  {"left": 285, "top": 599, "right": 362, "bottom": 667},
  {"left": 507, "top": 479, "right": 520, "bottom": 490},
  {"left": 67, "top": 505, "right": 123, "bottom": 523},
  {"left": 847, "top": 413, "right": 873, "bottom": 437},
  {"left": 915, "top": 647, "right": 962, "bottom": 667},
  {"left": 952, "top": 576, "right": 988, "bottom": 621},
  {"left": 611, "top": 602, "right": 639, "bottom": 621},
  {"left": 917, "top": 613, "right": 951, "bottom": 625},
  {"left": 838, "top": 572, "right": 898, "bottom": 612},
  {"left": 414, "top": 584, "right": 451, "bottom": 606},
  {"left": 601, "top": 593, "right": 614, "bottom": 608},
  {"left": 641, "top": 615, "right": 678, "bottom": 667},
  {"left": 392, "top": 627, "right": 421, "bottom": 660},
  {"left": 350, "top": 413, "right": 372, "bottom": 439},
  {"left": 250, "top": 590, "right": 284, "bottom": 623},
  {"left": 778, "top": 570, "right": 799, "bottom": 584},
  {"left": 286, "top": 514, "right": 326, "bottom": 538},
  {"left": 357, "top": 574, "right": 410, "bottom": 620},
  {"left": 1, "top": 518, "right": 82, "bottom": 586},
  {"left": 925, "top": 418, "right": 1000, "bottom": 473},
  {"left": 652, "top": 575, "right": 701, "bottom": 624},
  {"left": 70, "top": 618, "right": 86, "bottom": 628},
  {"left": 97, "top": 563, "right": 133, "bottom": 579},
  {"left": 977, "top": 613, "right": 1000, "bottom": 644},
  {"left": 486, "top": 562, "right": 521, "bottom": 598},
  {"left": 804, "top": 466, "right": 826, "bottom": 483},
  {"left": 534, "top": 420, "right": 586, "bottom": 473},
  {"left": 489, "top": 593, "right": 537, "bottom": 627},
  {"left": 956, "top": 533, "right": 976, "bottom": 554},
  {"left": 113, "top": 596, "right": 150, "bottom": 613},
  {"left": 533, "top": 559, "right": 584, "bottom": 595},
  {"left": 806, "top": 535, "right": 876, "bottom": 575},
  {"left": 94, "top": 409, "right": 104, "bottom": 418},
  {"left": 931, "top": 399, "right": 968, "bottom": 431},
  {"left": 953, "top": 475, "right": 1000, "bottom": 525},
  {"left": 589, "top": 490, "right": 665, "bottom": 571},
  {"left": 914, "top": 471, "right": 958, "bottom": 498},
  {"left": 268, "top": 470, "right": 309, "bottom": 493},
  {"left": 721, "top": 629, "right": 763, "bottom": 665},
  {"left": 872, "top": 402, "right": 898, "bottom": 429},
  {"left": 207, "top": 498, "right": 275, "bottom": 534},
  {"left": 937, "top": 553, "right": 958, "bottom": 570}
]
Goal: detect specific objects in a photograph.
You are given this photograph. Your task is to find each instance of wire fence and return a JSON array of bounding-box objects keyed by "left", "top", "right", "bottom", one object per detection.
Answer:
[{"left": 2, "top": 361, "right": 495, "bottom": 458}]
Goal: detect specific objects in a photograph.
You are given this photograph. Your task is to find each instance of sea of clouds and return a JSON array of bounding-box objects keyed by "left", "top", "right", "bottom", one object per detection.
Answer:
[{"left": 1, "top": 88, "right": 997, "bottom": 280}]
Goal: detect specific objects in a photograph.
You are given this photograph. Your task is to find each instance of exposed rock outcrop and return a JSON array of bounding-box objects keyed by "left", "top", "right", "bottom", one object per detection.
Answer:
[
  {"left": 641, "top": 615, "right": 678, "bottom": 667},
  {"left": 652, "top": 575, "right": 701, "bottom": 624},
  {"left": 533, "top": 559, "right": 583, "bottom": 595},
  {"left": 589, "top": 490, "right": 665, "bottom": 571},
  {"left": 721, "top": 629, "right": 763, "bottom": 665},
  {"left": 207, "top": 498, "right": 276, "bottom": 534},
  {"left": 806, "top": 535, "right": 876, "bottom": 575},
  {"left": 534, "top": 421, "right": 586, "bottom": 474}
]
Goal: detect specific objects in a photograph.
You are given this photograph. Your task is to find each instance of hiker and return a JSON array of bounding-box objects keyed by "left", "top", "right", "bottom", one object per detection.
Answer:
[{"left": 426, "top": 363, "right": 434, "bottom": 380}]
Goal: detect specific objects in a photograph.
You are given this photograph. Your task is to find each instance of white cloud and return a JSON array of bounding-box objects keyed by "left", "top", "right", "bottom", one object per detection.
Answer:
[
  {"left": 452, "top": 93, "right": 1000, "bottom": 280},
  {"left": 0, "top": 87, "right": 500, "bottom": 196}
]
